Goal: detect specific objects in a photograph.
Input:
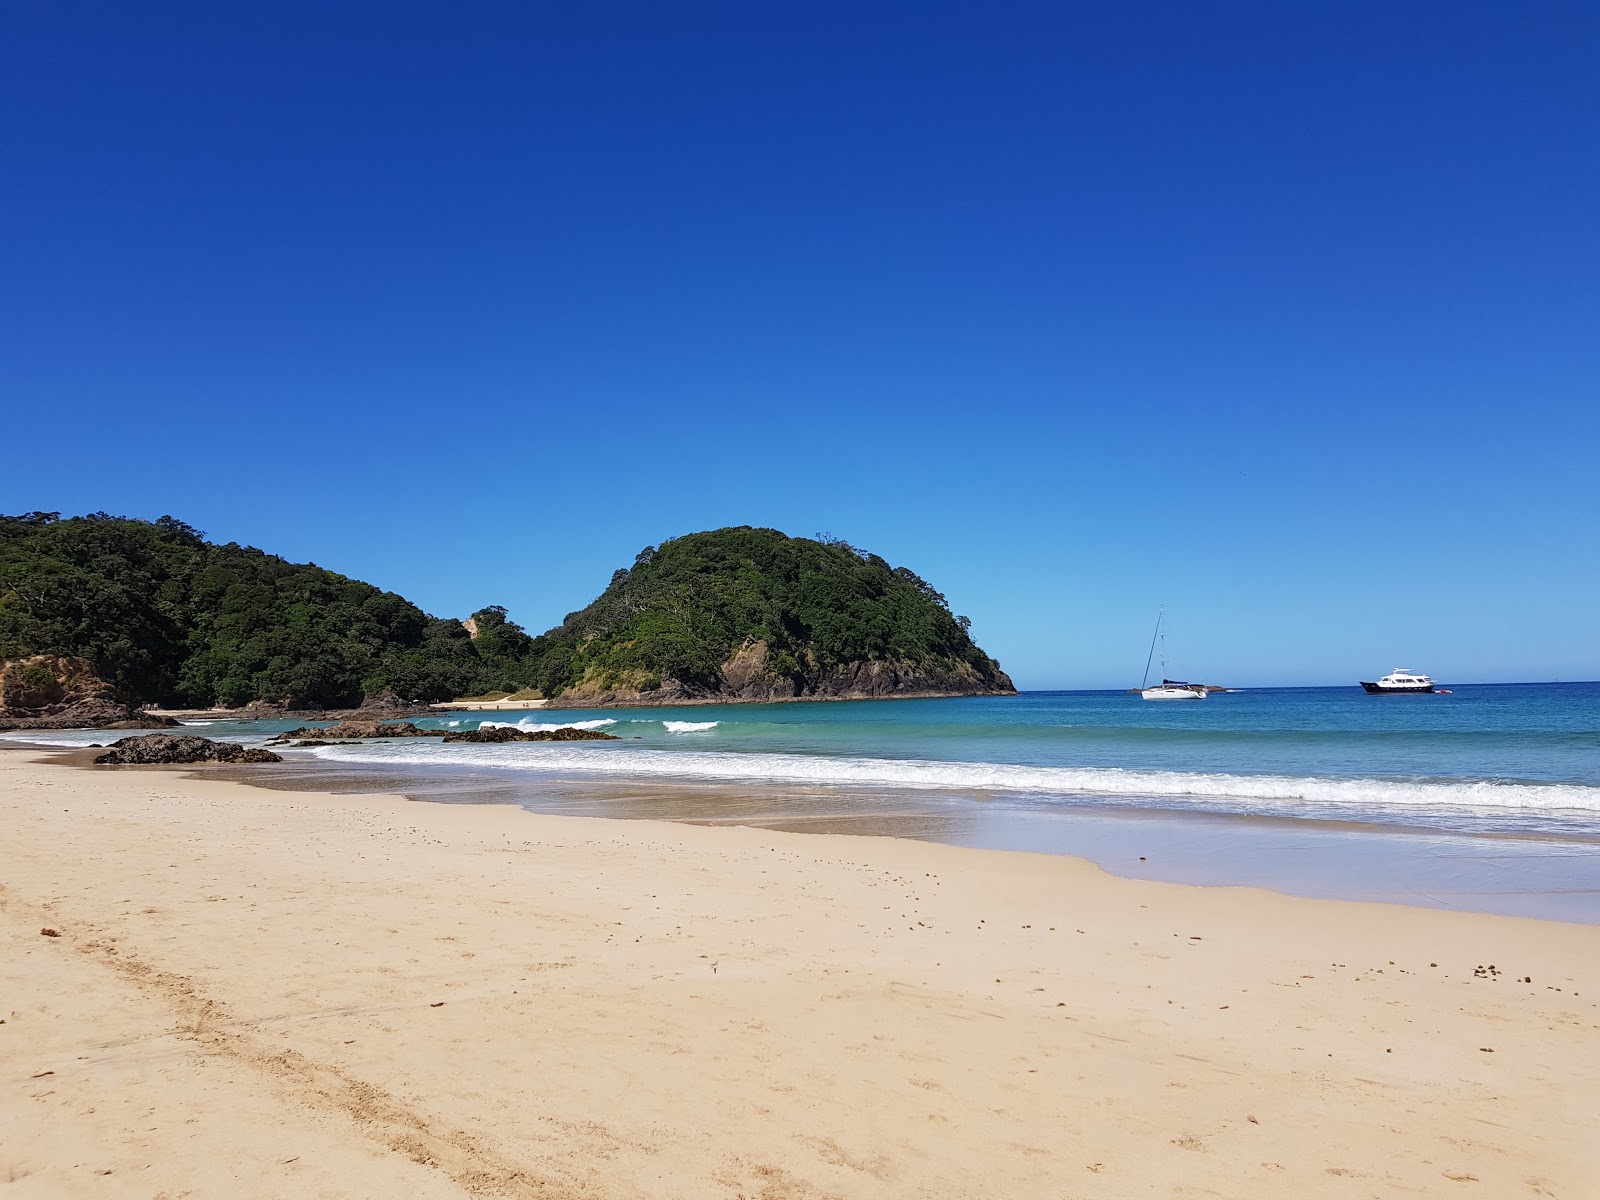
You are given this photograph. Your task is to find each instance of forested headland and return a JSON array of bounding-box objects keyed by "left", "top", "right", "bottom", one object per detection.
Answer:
[{"left": 0, "top": 514, "right": 1012, "bottom": 709}]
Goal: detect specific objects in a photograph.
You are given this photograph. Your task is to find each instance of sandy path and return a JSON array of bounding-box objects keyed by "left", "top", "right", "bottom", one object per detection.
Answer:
[{"left": 2, "top": 750, "right": 1597, "bottom": 1198}]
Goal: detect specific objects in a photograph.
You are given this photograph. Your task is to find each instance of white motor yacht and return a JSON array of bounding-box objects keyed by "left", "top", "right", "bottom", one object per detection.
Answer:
[{"left": 1360, "top": 669, "right": 1436, "bottom": 694}]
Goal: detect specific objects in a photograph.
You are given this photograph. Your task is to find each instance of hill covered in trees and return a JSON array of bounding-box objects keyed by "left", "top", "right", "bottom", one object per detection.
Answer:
[
  {"left": 526, "top": 527, "right": 1014, "bottom": 705},
  {"left": 0, "top": 513, "right": 519, "bottom": 708},
  {"left": 0, "top": 515, "right": 1013, "bottom": 709}
]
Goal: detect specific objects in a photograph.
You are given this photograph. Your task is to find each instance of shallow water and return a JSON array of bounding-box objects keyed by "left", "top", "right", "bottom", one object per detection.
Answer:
[{"left": 15, "top": 683, "right": 1598, "bottom": 921}]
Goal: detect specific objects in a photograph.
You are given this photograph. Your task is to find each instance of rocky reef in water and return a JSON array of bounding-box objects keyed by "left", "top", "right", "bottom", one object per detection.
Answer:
[
  {"left": 441, "top": 726, "right": 620, "bottom": 743},
  {"left": 268, "top": 720, "right": 444, "bottom": 743}
]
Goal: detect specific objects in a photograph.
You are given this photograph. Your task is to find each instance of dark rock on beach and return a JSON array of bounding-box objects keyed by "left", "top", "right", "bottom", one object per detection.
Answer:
[
  {"left": 93, "top": 734, "right": 282, "bottom": 765},
  {"left": 442, "top": 725, "right": 620, "bottom": 743}
]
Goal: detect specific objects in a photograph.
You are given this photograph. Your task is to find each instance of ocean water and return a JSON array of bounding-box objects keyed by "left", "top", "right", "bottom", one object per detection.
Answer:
[
  {"left": 11, "top": 684, "right": 1600, "bottom": 919},
  {"left": 18, "top": 683, "right": 1598, "bottom": 835}
]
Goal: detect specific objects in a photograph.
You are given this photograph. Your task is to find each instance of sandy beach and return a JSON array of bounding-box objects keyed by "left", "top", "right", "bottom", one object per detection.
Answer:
[{"left": 3, "top": 749, "right": 1598, "bottom": 1198}]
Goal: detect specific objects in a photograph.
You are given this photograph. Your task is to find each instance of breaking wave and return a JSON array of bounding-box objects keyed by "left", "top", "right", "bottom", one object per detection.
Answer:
[
  {"left": 663, "top": 721, "right": 718, "bottom": 733},
  {"left": 302, "top": 741, "right": 1600, "bottom": 818}
]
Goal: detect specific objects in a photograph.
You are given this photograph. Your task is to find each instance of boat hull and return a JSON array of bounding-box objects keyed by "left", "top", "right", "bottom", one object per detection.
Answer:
[
  {"left": 1360, "top": 682, "right": 1435, "bottom": 694},
  {"left": 1142, "top": 687, "right": 1206, "bottom": 700}
]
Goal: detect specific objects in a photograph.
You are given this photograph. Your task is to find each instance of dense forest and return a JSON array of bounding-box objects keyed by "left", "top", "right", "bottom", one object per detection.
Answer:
[
  {"left": 0, "top": 513, "right": 516, "bottom": 706},
  {"left": 529, "top": 526, "right": 1012, "bottom": 701},
  {"left": 0, "top": 515, "right": 1011, "bottom": 707}
]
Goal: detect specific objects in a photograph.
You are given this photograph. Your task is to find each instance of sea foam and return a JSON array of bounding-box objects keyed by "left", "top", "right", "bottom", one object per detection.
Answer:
[
  {"left": 302, "top": 742, "right": 1600, "bottom": 817},
  {"left": 663, "top": 721, "right": 718, "bottom": 733}
]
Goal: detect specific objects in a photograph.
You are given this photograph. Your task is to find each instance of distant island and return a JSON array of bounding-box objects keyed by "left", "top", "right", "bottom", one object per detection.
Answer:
[{"left": 0, "top": 514, "right": 1013, "bottom": 721}]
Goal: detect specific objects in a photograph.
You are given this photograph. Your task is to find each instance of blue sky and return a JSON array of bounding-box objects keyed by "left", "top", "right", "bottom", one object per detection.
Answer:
[{"left": 3, "top": 3, "right": 1596, "bottom": 688}]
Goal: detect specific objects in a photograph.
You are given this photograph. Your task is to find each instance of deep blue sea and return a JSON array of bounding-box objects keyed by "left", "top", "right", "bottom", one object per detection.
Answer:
[{"left": 23, "top": 683, "right": 1599, "bottom": 836}]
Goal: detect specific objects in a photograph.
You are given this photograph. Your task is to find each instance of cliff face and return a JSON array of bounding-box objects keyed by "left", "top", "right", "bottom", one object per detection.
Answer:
[
  {"left": 0, "top": 654, "right": 112, "bottom": 712},
  {"left": 0, "top": 654, "right": 180, "bottom": 730},
  {"left": 543, "top": 638, "right": 1016, "bottom": 709}
]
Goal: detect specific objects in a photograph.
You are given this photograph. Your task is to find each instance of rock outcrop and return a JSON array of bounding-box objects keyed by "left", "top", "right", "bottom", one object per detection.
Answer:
[
  {"left": 0, "top": 657, "right": 183, "bottom": 730},
  {"left": 441, "top": 726, "right": 620, "bottom": 743},
  {"left": 547, "top": 642, "right": 1017, "bottom": 709},
  {"left": 0, "top": 654, "right": 114, "bottom": 710},
  {"left": 99, "top": 711, "right": 185, "bottom": 729},
  {"left": 348, "top": 690, "right": 428, "bottom": 717},
  {"left": 93, "top": 734, "right": 282, "bottom": 765},
  {"left": 269, "top": 720, "right": 444, "bottom": 743}
]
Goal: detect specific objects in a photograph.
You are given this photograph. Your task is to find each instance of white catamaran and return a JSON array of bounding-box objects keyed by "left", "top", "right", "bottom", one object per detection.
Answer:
[{"left": 1139, "top": 607, "right": 1206, "bottom": 700}]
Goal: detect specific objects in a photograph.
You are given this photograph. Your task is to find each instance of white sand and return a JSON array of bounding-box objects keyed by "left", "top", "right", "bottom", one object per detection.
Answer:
[{"left": 2, "top": 749, "right": 1597, "bottom": 1198}]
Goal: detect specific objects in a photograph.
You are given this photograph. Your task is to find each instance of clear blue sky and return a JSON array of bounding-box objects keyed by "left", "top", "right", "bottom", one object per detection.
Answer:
[{"left": 4, "top": 3, "right": 1596, "bottom": 688}]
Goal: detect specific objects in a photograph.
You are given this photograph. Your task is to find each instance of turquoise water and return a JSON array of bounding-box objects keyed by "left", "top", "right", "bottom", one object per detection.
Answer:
[
  {"left": 13, "top": 683, "right": 1599, "bottom": 919},
  {"left": 25, "top": 682, "right": 1593, "bottom": 837}
]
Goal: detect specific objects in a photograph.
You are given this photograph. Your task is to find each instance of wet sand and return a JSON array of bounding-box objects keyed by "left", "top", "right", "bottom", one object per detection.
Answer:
[
  {"left": 229, "top": 754, "right": 1600, "bottom": 924},
  {"left": 4, "top": 748, "right": 1600, "bottom": 1197}
]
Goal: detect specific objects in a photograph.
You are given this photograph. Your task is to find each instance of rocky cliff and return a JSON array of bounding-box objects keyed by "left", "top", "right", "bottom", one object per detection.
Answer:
[
  {"left": 0, "top": 655, "right": 180, "bottom": 730},
  {"left": 545, "top": 641, "right": 1016, "bottom": 710}
]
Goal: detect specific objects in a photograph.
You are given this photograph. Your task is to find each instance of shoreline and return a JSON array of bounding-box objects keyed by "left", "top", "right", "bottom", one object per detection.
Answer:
[
  {"left": 125, "top": 685, "right": 1022, "bottom": 721},
  {"left": 217, "top": 751, "right": 1600, "bottom": 925},
  {"left": 496, "top": 686, "right": 1021, "bottom": 709},
  {"left": 10, "top": 730, "right": 1600, "bottom": 924},
  {"left": 4, "top": 747, "right": 1599, "bottom": 1196}
]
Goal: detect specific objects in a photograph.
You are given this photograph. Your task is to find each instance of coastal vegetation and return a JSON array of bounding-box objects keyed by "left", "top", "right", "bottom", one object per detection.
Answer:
[
  {"left": 1, "top": 513, "right": 1011, "bottom": 709},
  {"left": 522, "top": 526, "right": 1012, "bottom": 703},
  {"left": 0, "top": 511, "right": 495, "bottom": 707}
]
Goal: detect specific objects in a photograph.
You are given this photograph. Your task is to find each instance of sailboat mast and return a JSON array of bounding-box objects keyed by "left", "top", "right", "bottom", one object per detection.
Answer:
[{"left": 1141, "top": 606, "right": 1163, "bottom": 689}]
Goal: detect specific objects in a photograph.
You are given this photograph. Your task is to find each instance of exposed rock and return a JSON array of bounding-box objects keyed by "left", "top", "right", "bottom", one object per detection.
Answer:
[
  {"left": 0, "top": 654, "right": 114, "bottom": 711},
  {"left": 269, "top": 720, "right": 444, "bottom": 743},
  {"left": 349, "top": 690, "right": 426, "bottom": 716},
  {"left": 442, "top": 726, "right": 620, "bottom": 743},
  {"left": 549, "top": 653, "right": 1017, "bottom": 708},
  {"left": 0, "top": 657, "right": 180, "bottom": 729},
  {"left": 0, "top": 696, "right": 182, "bottom": 731},
  {"left": 102, "top": 714, "right": 183, "bottom": 729},
  {"left": 719, "top": 639, "right": 772, "bottom": 691},
  {"left": 93, "top": 734, "right": 282, "bottom": 765},
  {"left": 236, "top": 698, "right": 323, "bottom": 719}
]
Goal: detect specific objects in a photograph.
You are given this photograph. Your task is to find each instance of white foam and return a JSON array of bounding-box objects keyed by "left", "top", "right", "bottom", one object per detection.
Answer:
[
  {"left": 478, "top": 718, "right": 618, "bottom": 734},
  {"left": 663, "top": 721, "right": 718, "bottom": 733},
  {"left": 0, "top": 726, "right": 279, "bottom": 749},
  {"left": 0, "top": 730, "right": 125, "bottom": 748},
  {"left": 301, "top": 742, "right": 1600, "bottom": 816}
]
